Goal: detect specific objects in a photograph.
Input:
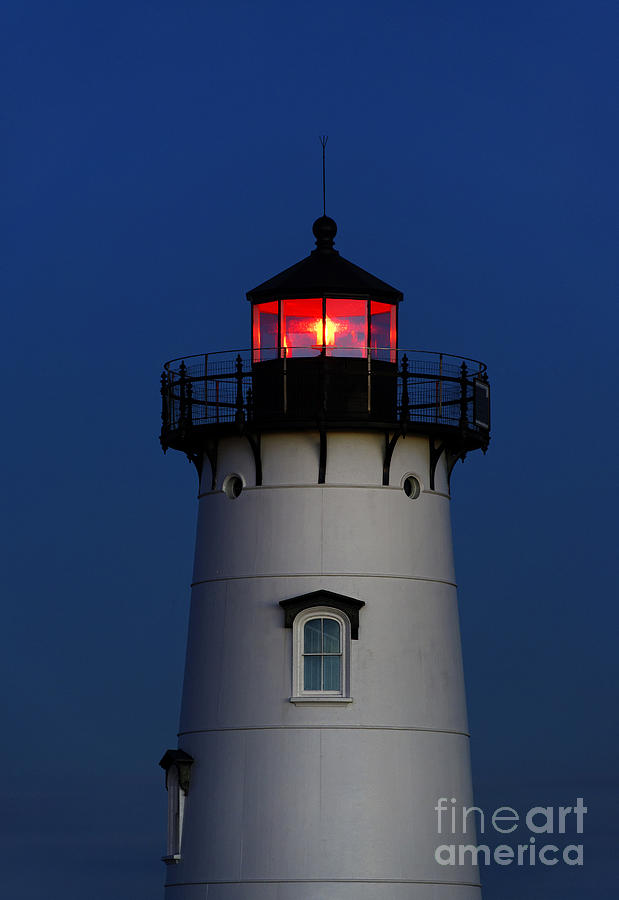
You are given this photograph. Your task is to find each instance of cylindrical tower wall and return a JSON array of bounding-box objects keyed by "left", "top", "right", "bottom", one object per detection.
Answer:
[{"left": 165, "top": 432, "right": 480, "bottom": 899}]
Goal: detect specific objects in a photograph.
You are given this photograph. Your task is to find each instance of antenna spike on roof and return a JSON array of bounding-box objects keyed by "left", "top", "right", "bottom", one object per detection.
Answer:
[{"left": 319, "top": 135, "right": 328, "bottom": 216}]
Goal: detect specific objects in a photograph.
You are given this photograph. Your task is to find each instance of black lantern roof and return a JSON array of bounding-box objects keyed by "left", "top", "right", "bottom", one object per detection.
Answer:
[{"left": 246, "top": 216, "right": 403, "bottom": 305}]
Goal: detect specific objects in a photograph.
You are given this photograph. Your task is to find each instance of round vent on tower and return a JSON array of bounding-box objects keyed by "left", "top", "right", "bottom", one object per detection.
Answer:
[
  {"left": 402, "top": 474, "right": 421, "bottom": 500},
  {"left": 223, "top": 474, "right": 244, "bottom": 499}
]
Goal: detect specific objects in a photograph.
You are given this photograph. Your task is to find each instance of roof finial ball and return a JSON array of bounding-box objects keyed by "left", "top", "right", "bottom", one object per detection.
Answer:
[{"left": 312, "top": 214, "right": 337, "bottom": 252}]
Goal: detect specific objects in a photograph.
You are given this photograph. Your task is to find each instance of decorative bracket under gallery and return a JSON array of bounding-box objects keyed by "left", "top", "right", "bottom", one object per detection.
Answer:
[
  {"left": 243, "top": 431, "right": 263, "bottom": 486},
  {"left": 429, "top": 438, "right": 468, "bottom": 490},
  {"left": 185, "top": 449, "right": 204, "bottom": 480},
  {"left": 188, "top": 433, "right": 262, "bottom": 489},
  {"left": 318, "top": 424, "right": 327, "bottom": 484},
  {"left": 383, "top": 431, "right": 402, "bottom": 486}
]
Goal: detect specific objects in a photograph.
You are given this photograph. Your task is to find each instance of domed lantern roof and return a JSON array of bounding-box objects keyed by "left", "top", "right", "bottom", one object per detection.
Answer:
[
  {"left": 247, "top": 217, "right": 403, "bottom": 304},
  {"left": 247, "top": 217, "right": 402, "bottom": 362}
]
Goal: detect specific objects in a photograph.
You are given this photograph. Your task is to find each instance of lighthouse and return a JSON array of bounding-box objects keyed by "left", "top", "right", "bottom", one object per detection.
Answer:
[{"left": 158, "top": 214, "right": 490, "bottom": 899}]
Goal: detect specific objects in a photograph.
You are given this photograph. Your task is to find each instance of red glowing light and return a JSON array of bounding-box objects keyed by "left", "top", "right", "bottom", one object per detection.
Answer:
[
  {"left": 325, "top": 299, "right": 366, "bottom": 356},
  {"left": 316, "top": 315, "right": 343, "bottom": 346},
  {"left": 281, "top": 299, "right": 323, "bottom": 357},
  {"left": 252, "top": 297, "right": 397, "bottom": 361}
]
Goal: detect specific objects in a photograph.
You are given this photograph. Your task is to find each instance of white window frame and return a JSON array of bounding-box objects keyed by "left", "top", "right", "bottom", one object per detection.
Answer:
[{"left": 290, "top": 606, "right": 353, "bottom": 704}]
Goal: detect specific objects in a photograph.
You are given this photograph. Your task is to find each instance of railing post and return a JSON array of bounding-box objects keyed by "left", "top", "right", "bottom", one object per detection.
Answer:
[
  {"left": 459, "top": 361, "right": 469, "bottom": 429},
  {"left": 179, "top": 360, "right": 187, "bottom": 427},
  {"left": 160, "top": 370, "right": 169, "bottom": 428},
  {"left": 204, "top": 353, "right": 209, "bottom": 421},
  {"left": 367, "top": 347, "right": 371, "bottom": 413},
  {"left": 186, "top": 375, "right": 193, "bottom": 428},
  {"left": 435, "top": 352, "right": 444, "bottom": 423},
  {"left": 235, "top": 354, "right": 245, "bottom": 426},
  {"left": 160, "top": 370, "right": 169, "bottom": 451},
  {"left": 400, "top": 354, "right": 409, "bottom": 425}
]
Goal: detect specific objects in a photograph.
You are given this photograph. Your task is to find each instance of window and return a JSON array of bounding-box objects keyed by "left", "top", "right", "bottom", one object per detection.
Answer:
[
  {"left": 279, "top": 590, "right": 364, "bottom": 704},
  {"left": 251, "top": 297, "right": 398, "bottom": 361},
  {"left": 291, "top": 606, "right": 352, "bottom": 703},
  {"left": 303, "top": 616, "right": 342, "bottom": 692},
  {"left": 324, "top": 298, "right": 367, "bottom": 357},
  {"left": 281, "top": 298, "right": 323, "bottom": 357},
  {"left": 370, "top": 300, "right": 397, "bottom": 362}
]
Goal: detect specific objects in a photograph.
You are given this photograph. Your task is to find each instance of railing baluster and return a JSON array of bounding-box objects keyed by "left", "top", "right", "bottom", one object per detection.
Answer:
[
  {"left": 235, "top": 354, "right": 245, "bottom": 426},
  {"left": 438, "top": 353, "right": 443, "bottom": 423},
  {"left": 179, "top": 360, "right": 187, "bottom": 427},
  {"left": 186, "top": 374, "right": 193, "bottom": 428},
  {"left": 459, "top": 361, "right": 469, "bottom": 429},
  {"left": 204, "top": 354, "right": 209, "bottom": 423},
  {"left": 400, "top": 354, "right": 409, "bottom": 424},
  {"left": 160, "top": 370, "right": 169, "bottom": 429}
]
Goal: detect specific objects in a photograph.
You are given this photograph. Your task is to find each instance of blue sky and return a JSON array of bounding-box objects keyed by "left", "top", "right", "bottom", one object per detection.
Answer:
[{"left": 2, "top": 1, "right": 617, "bottom": 896}]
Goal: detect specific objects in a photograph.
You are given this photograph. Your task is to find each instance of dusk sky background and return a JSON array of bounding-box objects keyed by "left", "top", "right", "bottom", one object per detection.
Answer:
[{"left": 2, "top": 1, "right": 618, "bottom": 897}]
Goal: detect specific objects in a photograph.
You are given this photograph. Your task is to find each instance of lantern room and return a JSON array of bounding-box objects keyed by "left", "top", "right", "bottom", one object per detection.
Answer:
[
  {"left": 160, "top": 212, "right": 490, "bottom": 455},
  {"left": 251, "top": 298, "right": 397, "bottom": 361},
  {"left": 247, "top": 216, "right": 402, "bottom": 363}
]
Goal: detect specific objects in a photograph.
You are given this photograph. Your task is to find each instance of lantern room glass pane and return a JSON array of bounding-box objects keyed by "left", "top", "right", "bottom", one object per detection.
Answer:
[
  {"left": 325, "top": 298, "right": 367, "bottom": 357},
  {"left": 281, "top": 298, "right": 323, "bottom": 358},
  {"left": 304, "top": 656, "right": 322, "bottom": 691},
  {"left": 304, "top": 618, "right": 322, "bottom": 654},
  {"left": 323, "top": 655, "right": 341, "bottom": 692},
  {"left": 370, "top": 301, "right": 397, "bottom": 362},
  {"left": 252, "top": 301, "right": 278, "bottom": 362}
]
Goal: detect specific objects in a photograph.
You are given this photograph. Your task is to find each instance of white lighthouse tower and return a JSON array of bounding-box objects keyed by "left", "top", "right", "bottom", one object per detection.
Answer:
[{"left": 159, "top": 214, "right": 490, "bottom": 900}]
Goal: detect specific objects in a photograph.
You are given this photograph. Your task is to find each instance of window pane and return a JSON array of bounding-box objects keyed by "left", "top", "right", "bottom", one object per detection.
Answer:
[
  {"left": 322, "top": 619, "right": 341, "bottom": 653},
  {"left": 325, "top": 298, "right": 367, "bottom": 358},
  {"left": 281, "top": 298, "right": 323, "bottom": 358},
  {"left": 323, "top": 655, "right": 341, "bottom": 691},
  {"left": 370, "top": 301, "right": 396, "bottom": 362},
  {"left": 304, "top": 618, "right": 322, "bottom": 654},
  {"left": 304, "top": 655, "right": 322, "bottom": 691},
  {"left": 252, "top": 301, "right": 278, "bottom": 362}
]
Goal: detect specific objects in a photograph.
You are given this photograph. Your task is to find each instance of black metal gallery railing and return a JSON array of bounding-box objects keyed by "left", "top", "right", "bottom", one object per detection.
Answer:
[{"left": 160, "top": 348, "right": 490, "bottom": 447}]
